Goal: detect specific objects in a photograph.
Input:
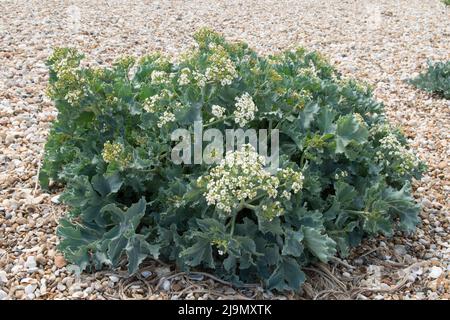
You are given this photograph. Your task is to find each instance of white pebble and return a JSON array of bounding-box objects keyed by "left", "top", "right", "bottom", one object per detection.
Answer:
[
  {"left": 428, "top": 266, "right": 443, "bottom": 279},
  {"left": 0, "top": 289, "right": 8, "bottom": 300},
  {"left": 24, "top": 256, "right": 37, "bottom": 270},
  {"left": 0, "top": 270, "right": 7, "bottom": 284},
  {"left": 161, "top": 280, "right": 171, "bottom": 291},
  {"left": 51, "top": 195, "right": 61, "bottom": 204},
  {"left": 57, "top": 283, "right": 66, "bottom": 291},
  {"left": 24, "top": 284, "right": 36, "bottom": 295}
]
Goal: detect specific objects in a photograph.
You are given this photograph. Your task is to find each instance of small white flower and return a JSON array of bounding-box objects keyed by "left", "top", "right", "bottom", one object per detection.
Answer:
[
  {"left": 204, "top": 44, "right": 237, "bottom": 86},
  {"left": 211, "top": 105, "right": 226, "bottom": 118},
  {"left": 143, "top": 95, "right": 159, "bottom": 113},
  {"left": 233, "top": 92, "right": 258, "bottom": 127},
  {"left": 282, "top": 190, "right": 291, "bottom": 200},
  {"left": 102, "top": 141, "right": 124, "bottom": 163},
  {"left": 178, "top": 68, "right": 191, "bottom": 86},
  {"left": 193, "top": 71, "right": 207, "bottom": 87},
  {"left": 150, "top": 70, "right": 170, "bottom": 85},
  {"left": 64, "top": 90, "right": 83, "bottom": 104},
  {"left": 375, "top": 132, "right": 420, "bottom": 177},
  {"left": 157, "top": 111, "right": 176, "bottom": 128}
]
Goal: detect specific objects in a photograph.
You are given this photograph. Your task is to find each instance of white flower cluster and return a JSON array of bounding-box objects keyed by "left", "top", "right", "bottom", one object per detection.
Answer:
[
  {"left": 143, "top": 95, "right": 159, "bottom": 113},
  {"left": 150, "top": 70, "right": 170, "bottom": 85},
  {"left": 199, "top": 145, "right": 305, "bottom": 220},
  {"left": 142, "top": 90, "right": 183, "bottom": 128},
  {"left": 200, "top": 145, "right": 278, "bottom": 214},
  {"left": 64, "top": 89, "right": 83, "bottom": 104},
  {"left": 297, "top": 67, "right": 315, "bottom": 78},
  {"left": 277, "top": 167, "right": 304, "bottom": 194},
  {"left": 193, "top": 70, "right": 207, "bottom": 87},
  {"left": 177, "top": 66, "right": 207, "bottom": 88},
  {"left": 292, "top": 89, "right": 313, "bottom": 110},
  {"left": 49, "top": 54, "right": 87, "bottom": 103},
  {"left": 260, "top": 202, "right": 284, "bottom": 221},
  {"left": 298, "top": 89, "right": 313, "bottom": 100},
  {"left": 178, "top": 68, "right": 191, "bottom": 86},
  {"left": 142, "top": 89, "right": 173, "bottom": 113},
  {"left": 334, "top": 170, "right": 348, "bottom": 180},
  {"left": 211, "top": 239, "right": 228, "bottom": 255},
  {"left": 233, "top": 92, "right": 258, "bottom": 127},
  {"left": 101, "top": 140, "right": 131, "bottom": 167},
  {"left": 211, "top": 104, "right": 226, "bottom": 118},
  {"left": 102, "top": 141, "right": 124, "bottom": 163},
  {"left": 157, "top": 111, "right": 176, "bottom": 128},
  {"left": 375, "top": 133, "right": 420, "bottom": 176},
  {"left": 369, "top": 123, "right": 389, "bottom": 136},
  {"left": 205, "top": 43, "right": 237, "bottom": 86},
  {"left": 101, "top": 141, "right": 131, "bottom": 167},
  {"left": 52, "top": 53, "right": 81, "bottom": 74}
]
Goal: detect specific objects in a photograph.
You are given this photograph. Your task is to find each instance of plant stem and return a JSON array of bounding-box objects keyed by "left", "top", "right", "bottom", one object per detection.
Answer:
[
  {"left": 203, "top": 115, "right": 233, "bottom": 128},
  {"left": 229, "top": 210, "right": 237, "bottom": 237},
  {"left": 345, "top": 209, "right": 367, "bottom": 215},
  {"left": 243, "top": 203, "right": 257, "bottom": 210},
  {"left": 300, "top": 146, "right": 309, "bottom": 167}
]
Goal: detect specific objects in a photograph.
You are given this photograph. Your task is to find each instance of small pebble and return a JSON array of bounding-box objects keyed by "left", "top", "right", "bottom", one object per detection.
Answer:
[
  {"left": 428, "top": 266, "right": 443, "bottom": 279},
  {"left": 161, "top": 280, "right": 171, "bottom": 291}
]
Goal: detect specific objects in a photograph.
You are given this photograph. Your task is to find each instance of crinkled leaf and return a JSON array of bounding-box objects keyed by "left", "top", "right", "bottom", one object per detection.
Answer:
[
  {"left": 335, "top": 114, "right": 368, "bottom": 154},
  {"left": 91, "top": 173, "right": 123, "bottom": 197},
  {"left": 282, "top": 229, "right": 304, "bottom": 257},
  {"left": 302, "top": 226, "right": 336, "bottom": 263},
  {"left": 180, "top": 237, "right": 214, "bottom": 269},
  {"left": 126, "top": 235, "right": 160, "bottom": 274},
  {"left": 297, "top": 101, "right": 319, "bottom": 130},
  {"left": 384, "top": 183, "right": 420, "bottom": 233}
]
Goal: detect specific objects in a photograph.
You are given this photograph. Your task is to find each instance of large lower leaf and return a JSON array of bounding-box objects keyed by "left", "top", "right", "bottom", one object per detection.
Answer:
[
  {"left": 384, "top": 182, "right": 420, "bottom": 233},
  {"left": 180, "top": 236, "right": 214, "bottom": 269},
  {"left": 99, "top": 198, "right": 147, "bottom": 267},
  {"left": 266, "top": 257, "right": 306, "bottom": 291},
  {"left": 126, "top": 234, "right": 160, "bottom": 273}
]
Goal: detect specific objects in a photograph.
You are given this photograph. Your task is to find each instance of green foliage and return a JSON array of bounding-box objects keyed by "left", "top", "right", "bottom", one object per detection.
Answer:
[
  {"left": 41, "top": 29, "right": 424, "bottom": 292},
  {"left": 409, "top": 60, "right": 450, "bottom": 99}
]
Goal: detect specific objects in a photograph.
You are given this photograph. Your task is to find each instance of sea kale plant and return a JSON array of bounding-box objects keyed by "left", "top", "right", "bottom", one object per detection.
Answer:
[
  {"left": 41, "top": 29, "right": 425, "bottom": 292},
  {"left": 409, "top": 60, "right": 450, "bottom": 99}
]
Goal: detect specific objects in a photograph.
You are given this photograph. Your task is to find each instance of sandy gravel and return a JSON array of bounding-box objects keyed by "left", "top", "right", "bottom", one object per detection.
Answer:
[{"left": 0, "top": 0, "right": 449, "bottom": 300}]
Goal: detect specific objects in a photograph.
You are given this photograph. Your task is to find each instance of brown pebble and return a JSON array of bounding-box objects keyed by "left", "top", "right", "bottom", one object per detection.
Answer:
[
  {"left": 15, "top": 290, "right": 24, "bottom": 299},
  {"left": 36, "top": 254, "right": 47, "bottom": 266},
  {"left": 54, "top": 255, "right": 67, "bottom": 268},
  {"left": 438, "top": 162, "right": 447, "bottom": 170},
  {"left": 16, "top": 217, "right": 27, "bottom": 225},
  {"left": 171, "top": 282, "right": 182, "bottom": 291}
]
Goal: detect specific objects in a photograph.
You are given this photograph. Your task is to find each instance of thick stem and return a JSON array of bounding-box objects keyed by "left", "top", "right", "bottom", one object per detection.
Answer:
[
  {"left": 229, "top": 210, "right": 237, "bottom": 237},
  {"left": 229, "top": 200, "right": 246, "bottom": 236},
  {"left": 243, "top": 203, "right": 257, "bottom": 210},
  {"left": 300, "top": 146, "right": 309, "bottom": 167}
]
